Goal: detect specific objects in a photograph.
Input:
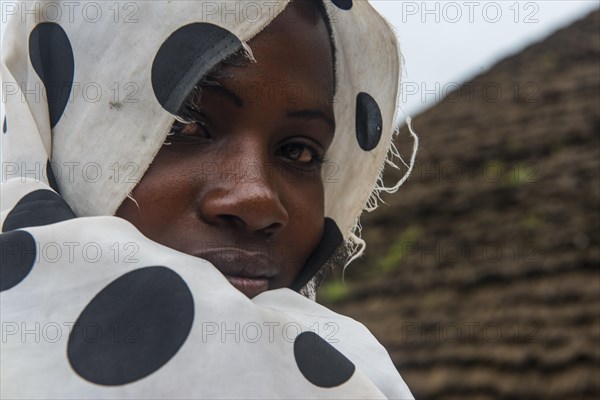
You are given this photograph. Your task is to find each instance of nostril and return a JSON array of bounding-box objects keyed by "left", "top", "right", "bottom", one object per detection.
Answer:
[
  {"left": 260, "top": 221, "right": 284, "bottom": 238},
  {"left": 218, "top": 214, "right": 245, "bottom": 229},
  {"left": 217, "top": 214, "right": 284, "bottom": 238}
]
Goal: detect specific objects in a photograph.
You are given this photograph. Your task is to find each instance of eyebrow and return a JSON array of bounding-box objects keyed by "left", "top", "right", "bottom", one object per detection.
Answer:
[
  {"left": 207, "top": 84, "right": 336, "bottom": 130},
  {"left": 287, "top": 110, "right": 336, "bottom": 130}
]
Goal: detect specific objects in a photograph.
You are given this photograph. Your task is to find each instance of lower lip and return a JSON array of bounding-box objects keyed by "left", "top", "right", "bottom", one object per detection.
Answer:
[{"left": 225, "top": 275, "right": 269, "bottom": 298}]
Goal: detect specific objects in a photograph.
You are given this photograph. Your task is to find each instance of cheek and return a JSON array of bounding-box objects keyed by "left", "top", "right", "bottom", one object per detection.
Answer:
[
  {"left": 287, "top": 176, "right": 324, "bottom": 222},
  {"left": 280, "top": 178, "right": 325, "bottom": 269},
  {"left": 115, "top": 151, "right": 197, "bottom": 236}
]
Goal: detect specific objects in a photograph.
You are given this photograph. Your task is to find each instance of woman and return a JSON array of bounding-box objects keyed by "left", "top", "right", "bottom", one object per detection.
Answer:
[{"left": 1, "top": 0, "right": 417, "bottom": 398}]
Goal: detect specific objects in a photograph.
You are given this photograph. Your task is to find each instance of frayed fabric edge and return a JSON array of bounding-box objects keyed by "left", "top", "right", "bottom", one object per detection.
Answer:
[
  {"left": 304, "top": 109, "right": 419, "bottom": 297},
  {"left": 125, "top": 191, "right": 141, "bottom": 213},
  {"left": 341, "top": 107, "right": 419, "bottom": 280}
]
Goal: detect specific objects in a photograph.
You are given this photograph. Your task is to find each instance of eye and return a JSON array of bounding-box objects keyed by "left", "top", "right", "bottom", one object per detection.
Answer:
[
  {"left": 166, "top": 114, "right": 211, "bottom": 144},
  {"left": 171, "top": 120, "right": 209, "bottom": 137},
  {"left": 279, "top": 142, "right": 325, "bottom": 168}
]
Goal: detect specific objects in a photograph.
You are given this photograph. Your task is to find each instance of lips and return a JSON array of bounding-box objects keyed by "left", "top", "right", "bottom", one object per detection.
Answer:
[{"left": 192, "top": 247, "right": 278, "bottom": 298}]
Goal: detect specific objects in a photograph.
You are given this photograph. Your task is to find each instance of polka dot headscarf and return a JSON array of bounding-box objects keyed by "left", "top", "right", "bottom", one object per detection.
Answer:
[{"left": 1, "top": 1, "right": 415, "bottom": 398}]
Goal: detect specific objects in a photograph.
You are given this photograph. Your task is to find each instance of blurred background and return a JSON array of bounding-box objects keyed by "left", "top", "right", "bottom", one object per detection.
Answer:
[{"left": 318, "top": 2, "right": 600, "bottom": 399}]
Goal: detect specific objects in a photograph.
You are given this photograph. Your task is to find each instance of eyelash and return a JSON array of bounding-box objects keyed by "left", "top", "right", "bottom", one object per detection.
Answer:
[
  {"left": 168, "top": 119, "right": 210, "bottom": 141},
  {"left": 166, "top": 118, "right": 327, "bottom": 169},
  {"left": 278, "top": 142, "right": 326, "bottom": 169},
  {"left": 166, "top": 104, "right": 211, "bottom": 142}
]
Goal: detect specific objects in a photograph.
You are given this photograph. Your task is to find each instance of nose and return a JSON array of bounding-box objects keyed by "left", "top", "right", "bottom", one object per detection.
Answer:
[{"left": 197, "top": 147, "right": 289, "bottom": 237}]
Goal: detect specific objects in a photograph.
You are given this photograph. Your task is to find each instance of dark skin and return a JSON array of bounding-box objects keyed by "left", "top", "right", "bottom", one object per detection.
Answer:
[{"left": 116, "top": 1, "right": 335, "bottom": 298}]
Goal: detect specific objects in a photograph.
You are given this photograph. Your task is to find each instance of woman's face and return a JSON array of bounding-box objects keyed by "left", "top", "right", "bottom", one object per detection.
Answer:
[{"left": 116, "top": 1, "right": 335, "bottom": 298}]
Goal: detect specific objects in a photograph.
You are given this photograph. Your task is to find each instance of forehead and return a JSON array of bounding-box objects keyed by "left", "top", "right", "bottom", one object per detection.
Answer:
[{"left": 220, "top": 1, "right": 335, "bottom": 104}]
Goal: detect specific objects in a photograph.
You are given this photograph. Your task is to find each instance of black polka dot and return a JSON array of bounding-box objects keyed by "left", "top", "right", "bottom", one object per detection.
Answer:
[
  {"left": 355, "top": 92, "right": 383, "bottom": 151},
  {"left": 331, "top": 0, "right": 353, "bottom": 10},
  {"left": 0, "top": 230, "right": 37, "bottom": 292},
  {"left": 294, "top": 331, "right": 355, "bottom": 387},
  {"left": 151, "top": 23, "right": 243, "bottom": 114},
  {"left": 291, "top": 218, "right": 342, "bottom": 291},
  {"left": 29, "top": 22, "right": 74, "bottom": 128},
  {"left": 68, "top": 266, "right": 194, "bottom": 386},
  {"left": 2, "top": 189, "right": 75, "bottom": 232},
  {"left": 46, "top": 161, "right": 59, "bottom": 193},
  {"left": 2, "top": 117, "right": 6, "bottom": 133}
]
